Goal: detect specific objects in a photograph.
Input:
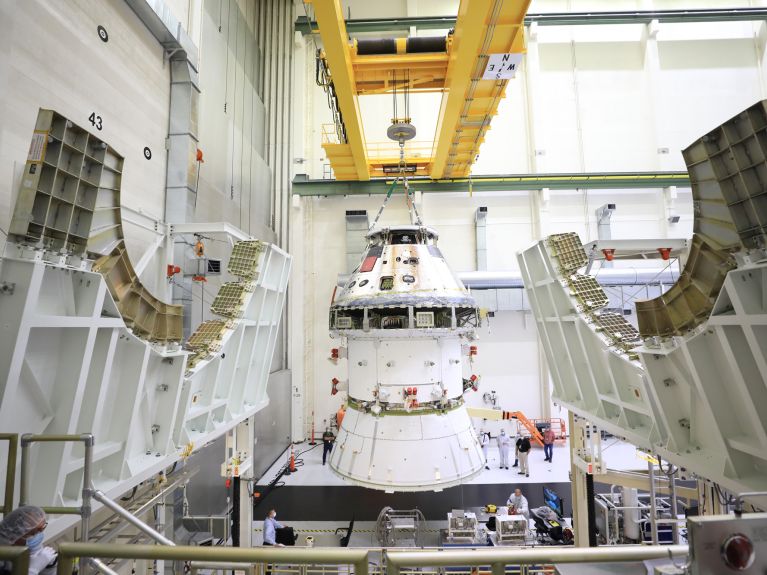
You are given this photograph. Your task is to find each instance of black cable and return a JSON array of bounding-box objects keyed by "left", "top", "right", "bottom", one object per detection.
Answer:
[{"left": 120, "top": 486, "right": 138, "bottom": 501}]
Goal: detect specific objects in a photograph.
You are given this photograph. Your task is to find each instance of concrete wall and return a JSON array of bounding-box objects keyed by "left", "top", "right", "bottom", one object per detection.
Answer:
[{"left": 291, "top": 3, "right": 767, "bottom": 438}]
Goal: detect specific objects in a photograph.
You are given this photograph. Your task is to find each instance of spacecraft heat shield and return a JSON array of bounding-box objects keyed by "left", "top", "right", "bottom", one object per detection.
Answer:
[{"left": 329, "top": 403, "right": 484, "bottom": 491}]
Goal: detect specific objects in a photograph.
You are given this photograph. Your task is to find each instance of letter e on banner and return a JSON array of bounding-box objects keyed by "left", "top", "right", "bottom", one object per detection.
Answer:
[{"left": 482, "top": 53, "right": 524, "bottom": 80}]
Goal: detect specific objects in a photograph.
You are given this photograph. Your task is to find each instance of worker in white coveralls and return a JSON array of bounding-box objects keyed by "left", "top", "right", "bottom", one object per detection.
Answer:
[
  {"left": 497, "top": 429, "right": 511, "bottom": 469},
  {"left": 479, "top": 429, "right": 490, "bottom": 470},
  {"left": 507, "top": 488, "right": 530, "bottom": 520}
]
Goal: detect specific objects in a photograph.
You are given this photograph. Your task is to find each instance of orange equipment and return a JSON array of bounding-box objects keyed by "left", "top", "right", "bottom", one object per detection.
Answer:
[{"left": 336, "top": 404, "right": 346, "bottom": 428}]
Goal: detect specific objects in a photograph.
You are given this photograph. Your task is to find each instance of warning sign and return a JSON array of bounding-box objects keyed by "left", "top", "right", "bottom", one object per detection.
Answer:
[
  {"left": 27, "top": 132, "right": 46, "bottom": 162},
  {"left": 482, "top": 53, "right": 524, "bottom": 80}
]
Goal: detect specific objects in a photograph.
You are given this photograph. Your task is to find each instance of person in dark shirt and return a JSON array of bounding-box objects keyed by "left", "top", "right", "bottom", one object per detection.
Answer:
[
  {"left": 322, "top": 428, "right": 335, "bottom": 465},
  {"left": 516, "top": 435, "right": 531, "bottom": 477}
]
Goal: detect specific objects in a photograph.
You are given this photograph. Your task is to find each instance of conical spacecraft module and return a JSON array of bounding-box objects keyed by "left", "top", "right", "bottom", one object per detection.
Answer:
[{"left": 328, "top": 224, "right": 485, "bottom": 491}]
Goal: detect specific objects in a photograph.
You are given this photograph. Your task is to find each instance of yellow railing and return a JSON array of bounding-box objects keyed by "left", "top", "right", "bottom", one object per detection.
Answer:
[
  {"left": 0, "top": 547, "right": 29, "bottom": 575},
  {"left": 386, "top": 545, "right": 688, "bottom": 575},
  {"left": 54, "top": 544, "right": 369, "bottom": 575},
  {"left": 0, "top": 433, "right": 18, "bottom": 516},
  {"left": 321, "top": 124, "right": 433, "bottom": 162},
  {"left": 21, "top": 542, "right": 690, "bottom": 575},
  {"left": 322, "top": 124, "right": 343, "bottom": 146},
  {"left": 365, "top": 141, "right": 433, "bottom": 161}
]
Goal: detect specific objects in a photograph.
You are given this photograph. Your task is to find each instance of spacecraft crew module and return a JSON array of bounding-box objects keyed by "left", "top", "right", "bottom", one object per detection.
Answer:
[{"left": 327, "top": 224, "right": 486, "bottom": 491}]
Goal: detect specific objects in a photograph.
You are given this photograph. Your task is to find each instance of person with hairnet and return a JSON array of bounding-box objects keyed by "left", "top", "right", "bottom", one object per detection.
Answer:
[{"left": 0, "top": 506, "right": 56, "bottom": 575}]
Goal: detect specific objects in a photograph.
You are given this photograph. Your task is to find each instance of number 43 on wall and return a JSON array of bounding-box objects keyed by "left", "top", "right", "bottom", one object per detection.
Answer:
[{"left": 88, "top": 112, "right": 103, "bottom": 131}]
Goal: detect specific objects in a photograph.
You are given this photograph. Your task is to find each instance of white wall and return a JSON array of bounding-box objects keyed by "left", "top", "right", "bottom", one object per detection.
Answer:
[
  {"left": 292, "top": 6, "right": 766, "bottom": 438},
  {"left": 0, "top": 0, "right": 170, "bottom": 279}
]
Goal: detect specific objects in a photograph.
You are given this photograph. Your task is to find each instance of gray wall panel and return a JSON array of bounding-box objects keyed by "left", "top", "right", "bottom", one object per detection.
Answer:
[{"left": 253, "top": 369, "right": 292, "bottom": 480}]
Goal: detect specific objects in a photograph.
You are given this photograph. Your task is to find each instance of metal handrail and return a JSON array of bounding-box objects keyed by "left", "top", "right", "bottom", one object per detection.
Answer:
[
  {"left": 55, "top": 543, "right": 370, "bottom": 575},
  {"left": 0, "top": 433, "right": 18, "bottom": 516},
  {"left": 385, "top": 545, "right": 689, "bottom": 575},
  {"left": 20, "top": 433, "right": 94, "bottom": 575},
  {"left": 0, "top": 546, "right": 29, "bottom": 575},
  {"left": 47, "top": 541, "right": 692, "bottom": 575},
  {"left": 90, "top": 490, "right": 175, "bottom": 547}
]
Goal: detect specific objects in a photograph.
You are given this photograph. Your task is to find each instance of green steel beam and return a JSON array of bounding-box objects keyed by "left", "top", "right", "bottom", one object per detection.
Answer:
[
  {"left": 292, "top": 172, "right": 691, "bottom": 196},
  {"left": 296, "top": 8, "right": 767, "bottom": 34}
]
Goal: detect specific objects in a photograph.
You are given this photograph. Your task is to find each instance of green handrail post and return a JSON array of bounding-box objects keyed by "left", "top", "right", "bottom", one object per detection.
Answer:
[
  {"left": 0, "top": 546, "right": 30, "bottom": 575},
  {"left": 0, "top": 433, "right": 18, "bottom": 516}
]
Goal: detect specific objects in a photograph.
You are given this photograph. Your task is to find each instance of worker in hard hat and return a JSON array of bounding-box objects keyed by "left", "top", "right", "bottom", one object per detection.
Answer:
[
  {"left": 479, "top": 429, "right": 490, "bottom": 470},
  {"left": 497, "top": 429, "right": 511, "bottom": 469},
  {"left": 507, "top": 488, "right": 530, "bottom": 520},
  {"left": 0, "top": 506, "right": 57, "bottom": 575}
]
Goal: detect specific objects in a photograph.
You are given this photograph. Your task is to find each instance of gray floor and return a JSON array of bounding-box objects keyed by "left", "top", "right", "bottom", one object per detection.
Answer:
[{"left": 257, "top": 439, "right": 644, "bottom": 487}]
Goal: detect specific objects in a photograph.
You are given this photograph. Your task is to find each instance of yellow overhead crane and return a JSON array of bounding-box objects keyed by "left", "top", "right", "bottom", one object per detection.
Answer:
[{"left": 308, "top": 0, "right": 531, "bottom": 181}]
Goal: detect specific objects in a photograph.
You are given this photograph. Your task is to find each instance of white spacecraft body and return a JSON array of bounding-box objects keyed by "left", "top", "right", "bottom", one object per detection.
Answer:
[{"left": 328, "top": 225, "right": 485, "bottom": 491}]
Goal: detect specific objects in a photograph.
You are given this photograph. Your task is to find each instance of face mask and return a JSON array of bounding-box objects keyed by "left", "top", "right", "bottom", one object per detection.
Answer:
[{"left": 26, "top": 531, "right": 44, "bottom": 553}]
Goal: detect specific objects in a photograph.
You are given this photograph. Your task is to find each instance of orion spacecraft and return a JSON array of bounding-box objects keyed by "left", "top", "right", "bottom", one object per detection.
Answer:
[{"left": 327, "top": 223, "right": 485, "bottom": 491}]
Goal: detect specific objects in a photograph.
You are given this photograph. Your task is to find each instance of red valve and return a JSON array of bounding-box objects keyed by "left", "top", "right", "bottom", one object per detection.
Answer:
[
  {"left": 470, "top": 375, "right": 478, "bottom": 382},
  {"left": 721, "top": 533, "right": 754, "bottom": 571},
  {"left": 470, "top": 345, "right": 478, "bottom": 356},
  {"left": 196, "top": 148, "right": 204, "bottom": 163},
  {"left": 166, "top": 264, "right": 181, "bottom": 278},
  {"left": 331, "top": 348, "right": 339, "bottom": 359},
  {"left": 331, "top": 377, "right": 340, "bottom": 395},
  {"left": 225, "top": 478, "right": 231, "bottom": 489},
  {"left": 192, "top": 275, "right": 207, "bottom": 282},
  {"left": 602, "top": 248, "right": 615, "bottom": 261},
  {"left": 658, "top": 247, "right": 672, "bottom": 261}
]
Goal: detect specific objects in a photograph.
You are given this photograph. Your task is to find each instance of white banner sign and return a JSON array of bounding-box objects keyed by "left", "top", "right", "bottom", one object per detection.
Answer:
[{"left": 482, "top": 53, "right": 524, "bottom": 80}]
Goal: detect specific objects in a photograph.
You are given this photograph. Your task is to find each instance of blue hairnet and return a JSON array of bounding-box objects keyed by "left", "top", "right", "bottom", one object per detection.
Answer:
[{"left": 0, "top": 506, "right": 46, "bottom": 544}]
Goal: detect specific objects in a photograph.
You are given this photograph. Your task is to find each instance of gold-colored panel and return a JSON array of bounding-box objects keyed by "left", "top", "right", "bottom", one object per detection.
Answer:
[
  {"left": 548, "top": 232, "right": 588, "bottom": 273},
  {"left": 568, "top": 274, "right": 609, "bottom": 311},
  {"left": 227, "top": 240, "right": 265, "bottom": 280},
  {"left": 210, "top": 283, "right": 249, "bottom": 318}
]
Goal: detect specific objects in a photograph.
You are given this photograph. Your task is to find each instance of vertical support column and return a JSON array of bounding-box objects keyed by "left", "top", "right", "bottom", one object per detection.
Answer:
[
  {"left": 568, "top": 413, "right": 590, "bottom": 547},
  {"left": 345, "top": 210, "right": 369, "bottom": 273},
  {"left": 155, "top": 501, "right": 166, "bottom": 574},
  {"left": 232, "top": 477, "right": 241, "bottom": 547},
  {"left": 475, "top": 207, "right": 487, "bottom": 271},
  {"left": 660, "top": 186, "right": 678, "bottom": 238},
  {"left": 649, "top": 458, "right": 659, "bottom": 544},
  {"left": 585, "top": 474, "right": 597, "bottom": 547},
  {"left": 166, "top": 58, "right": 202, "bottom": 339},
  {"left": 236, "top": 418, "right": 255, "bottom": 547},
  {"left": 165, "top": 59, "right": 201, "bottom": 224},
  {"left": 290, "top": 194, "right": 306, "bottom": 442},
  {"left": 668, "top": 467, "right": 680, "bottom": 544},
  {"left": 523, "top": 23, "right": 544, "bottom": 174}
]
